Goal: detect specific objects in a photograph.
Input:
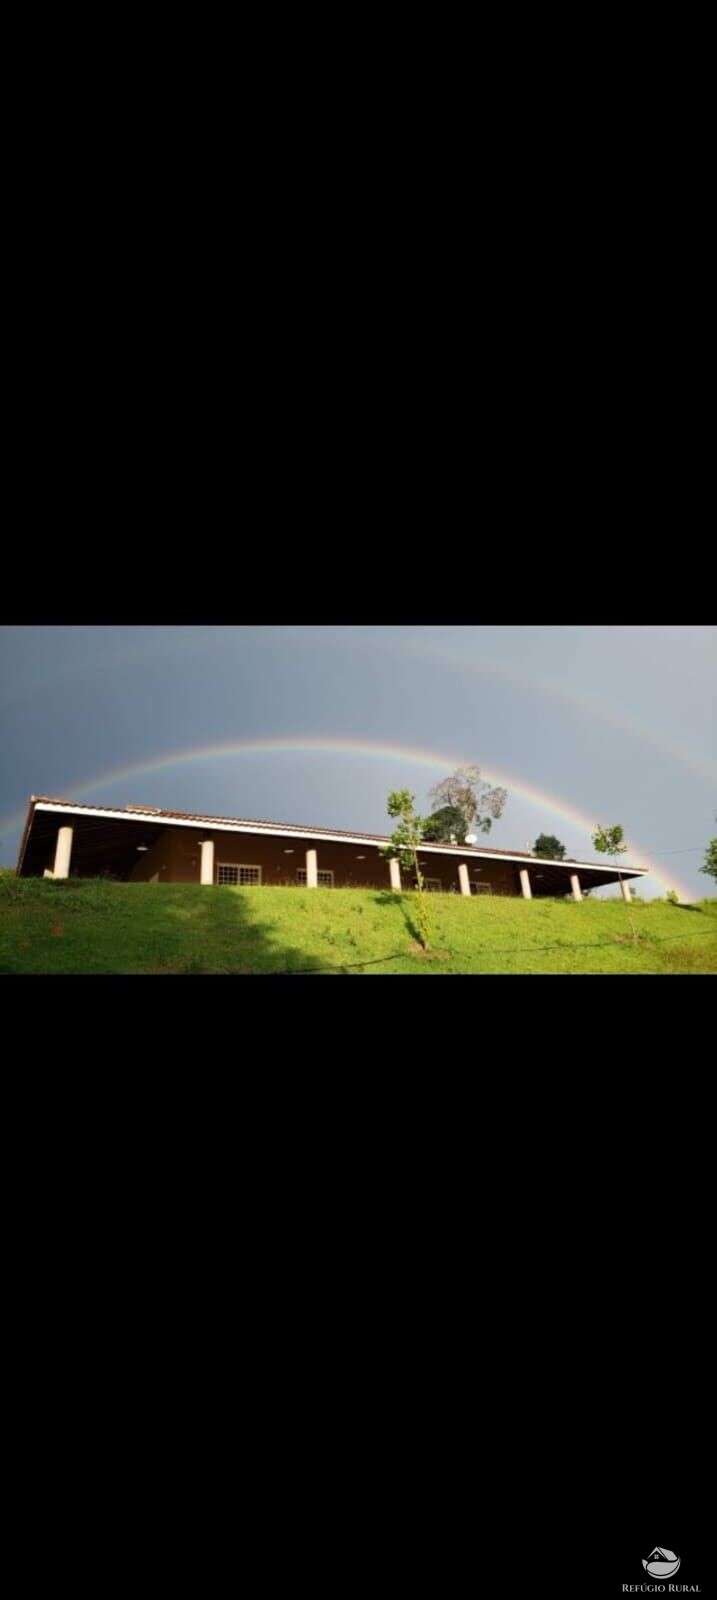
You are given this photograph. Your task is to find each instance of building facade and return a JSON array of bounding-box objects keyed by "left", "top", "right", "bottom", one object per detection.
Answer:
[{"left": 16, "top": 796, "right": 648, "bottom": 901}]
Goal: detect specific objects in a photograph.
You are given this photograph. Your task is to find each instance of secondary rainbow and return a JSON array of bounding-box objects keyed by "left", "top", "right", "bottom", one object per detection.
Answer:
[
  {"left": 7, "top": 627, "right": 714, "bottom": 786},
  {"left": 262, "top": 628, "right": 717, "bottom": 788}
]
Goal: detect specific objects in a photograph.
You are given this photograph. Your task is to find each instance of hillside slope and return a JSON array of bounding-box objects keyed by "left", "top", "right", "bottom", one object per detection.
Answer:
[{"left": 1, "top": 872, "right": 716, "bottom": 973}]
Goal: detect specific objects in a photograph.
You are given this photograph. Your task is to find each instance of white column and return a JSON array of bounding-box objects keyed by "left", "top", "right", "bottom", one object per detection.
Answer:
[
  {"left": 570, "top": 873, "right": 582, "bottom": 902},
  {"left": 458, "top": 863, "right": 471, "bottom": 897},
  {"left": 306, "top": 848, "right": 318, "bottom": 888},
  {"left": 389, "top": 858, "right": 401, "bottom": 891},
  {"left": 519, "top": 867, "right": 532, "bottom": 900},
  {"left": 200, "top": 839, "right": 214, "bottom": 885},
  {"left": 620, "top": 878, "right": 632, "bottom": 903},
  {"left": 53, "top": 826, "right": 73, "bottom": 880}
]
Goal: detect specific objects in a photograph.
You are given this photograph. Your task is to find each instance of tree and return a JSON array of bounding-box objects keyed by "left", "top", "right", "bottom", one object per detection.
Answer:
[
  {"left": 593, "top": 823, "right": 636, "bottom": 940},
  {"left": 533, "top": 833, "right": 566, "bottom": 860},
  {"left": 422, "top": 805, "right": 468, "bottom": 845},
  {"left": 592, "top": 824, "right": 626, "bottom": 861},
  {"left": 381, "top": 789, "right": 432, "bottom": 950},
  {"left": 700, "top": 819, "right": 717, "bottom": 885},
  {"left": 428, "top": 765, "right": 507, "bottom": 837}
]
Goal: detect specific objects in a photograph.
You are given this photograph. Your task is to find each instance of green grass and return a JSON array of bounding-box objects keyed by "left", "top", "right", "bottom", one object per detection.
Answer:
[{"left": 1, "top": 870, "right": 716, "bottom": 973}]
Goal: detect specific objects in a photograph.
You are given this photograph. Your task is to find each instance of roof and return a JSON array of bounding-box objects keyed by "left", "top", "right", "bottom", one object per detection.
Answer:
[{"left": 17, "top": 795, "right": 649, "bottom": 877}]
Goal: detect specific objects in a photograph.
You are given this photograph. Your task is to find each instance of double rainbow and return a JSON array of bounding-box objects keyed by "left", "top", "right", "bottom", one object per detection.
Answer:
[{"left": 1, "top": 736, "right": 694, "bottom": 898}]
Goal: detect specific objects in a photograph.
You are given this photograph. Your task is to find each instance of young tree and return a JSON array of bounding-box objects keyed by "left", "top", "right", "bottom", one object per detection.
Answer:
[
  {"left": 422, "top": 804, "right": 468, "bottom": 845},
  {"left": 533, "top": 833, "right": 566, "bottom": 860},
  {"left": 381, "top": 789, "right": 432, "bottom": 951},
  {"left": 593, "top": 824, "right": 626, "bottom": 860},
  {"left": 593, "top": 823, "right": 635, "bottom": 940},
  {"left": 700, "top": 820, "right": 717, "bottom": 885},
  {"left": 428, "top": 765, "right": 507, "bottom": 836}
]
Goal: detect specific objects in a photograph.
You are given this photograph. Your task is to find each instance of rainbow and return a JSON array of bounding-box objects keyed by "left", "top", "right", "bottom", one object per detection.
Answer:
[
  {"left": 0, "top": 736, "right": 694, "bottom": 898},
  {"left": 6, "top": 626, "right": 714, "bottom": 788},
  {"left": 404, "top": 646, "right": 717, "bottom": 788},
  {"left": 262, "top": 628, "right": 717, "bottom": 788}
]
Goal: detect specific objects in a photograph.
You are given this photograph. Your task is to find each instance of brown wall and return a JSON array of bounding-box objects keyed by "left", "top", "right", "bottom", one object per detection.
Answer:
[
  {"left": 128, "top": 829, "right": 176, "bottom": 883},
  {"left": 128, "top": 828, "right": 207, "bottom": 883},
  {"left": 463, "top": 859, "right": 521, "bottom": 896},
  {"left": 166, "top": 830, "right": 207, "bottom": 883},
  {"left": 127, "top": 822, "right": 622, "bottom": 897},
  {"left": 127, "top": 829, "right": 527, "bottom": 894},
  {"left": 207, "top": 833, "right": 394, "bottom": 889}
]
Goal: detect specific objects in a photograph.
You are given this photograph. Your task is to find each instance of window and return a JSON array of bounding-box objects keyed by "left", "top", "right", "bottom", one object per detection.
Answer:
[
  {"left": 296, "top": 868, "right": 334, "bottom": 887},
  {"left": 217, "top": 863, "right": 261, "bottom": 886}
]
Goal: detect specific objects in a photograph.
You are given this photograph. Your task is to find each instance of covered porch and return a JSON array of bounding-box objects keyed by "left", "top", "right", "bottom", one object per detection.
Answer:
[{"left": 17, "top": 798, "right": 648, "bottom": 902}]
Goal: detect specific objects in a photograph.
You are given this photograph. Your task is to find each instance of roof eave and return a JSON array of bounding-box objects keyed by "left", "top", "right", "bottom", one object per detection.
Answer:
[{"left": 26, "top": 799, "right": 649, "bottom": 877}]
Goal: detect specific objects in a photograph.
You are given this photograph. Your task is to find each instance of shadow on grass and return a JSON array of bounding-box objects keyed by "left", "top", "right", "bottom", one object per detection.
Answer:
[
  {"left": 372, "top": 890, "right": 425, "bottom": 949},
  {"left": 165, "top": 885, "right": 332, "bottom": 975},
  {"left": 0, "top": 877, "right": 333, "bottom": 975}
]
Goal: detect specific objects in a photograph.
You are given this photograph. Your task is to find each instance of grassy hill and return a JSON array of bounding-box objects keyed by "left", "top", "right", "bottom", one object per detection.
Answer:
[{"left": 1, "top": 870, "right": 716, "bottom": 973}]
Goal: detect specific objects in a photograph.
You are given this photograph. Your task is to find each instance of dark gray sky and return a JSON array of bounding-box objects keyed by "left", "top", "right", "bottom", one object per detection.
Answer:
[{"left": 1, "top": 625, "right": 714, "bottom": 899}]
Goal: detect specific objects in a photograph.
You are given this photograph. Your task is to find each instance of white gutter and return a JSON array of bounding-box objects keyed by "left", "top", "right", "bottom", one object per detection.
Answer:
[{"left": 31, "top": 801, "right": 649, "bottom": 877}]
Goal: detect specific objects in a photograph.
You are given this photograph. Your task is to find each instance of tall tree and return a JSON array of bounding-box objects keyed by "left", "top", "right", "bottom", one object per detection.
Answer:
[
  {"left": 700, "top": 819, "right": 717, "bottom": 885},
  {"left": 422, "top": 805, "right": 468, "bottom": 845},
  {"left": 533, "top": 833, "right": 566, "bottom": 860},
  {"left": 428, "top": 766, "right": 507, "bottom": 836},
  {"left": 381, "top": 789, "right": 432, "bottom": 951}
]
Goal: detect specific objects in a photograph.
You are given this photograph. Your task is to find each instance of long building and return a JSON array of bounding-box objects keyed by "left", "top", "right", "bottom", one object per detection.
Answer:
[{"left": 16, "top": 796, "right": 649, "bottom": 900}]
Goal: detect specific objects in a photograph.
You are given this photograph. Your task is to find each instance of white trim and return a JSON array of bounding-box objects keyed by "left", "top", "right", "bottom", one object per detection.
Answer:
[
  {"left": 30, "top": 802, "right": 648, "bottom": 876},
  {"left": 216, "top": 862, "right": 262, "bottom": 886}
]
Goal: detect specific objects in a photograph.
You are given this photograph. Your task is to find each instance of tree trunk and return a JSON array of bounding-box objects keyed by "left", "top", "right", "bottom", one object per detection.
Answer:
[{"left": 412, "top": 845, "right": 430, "bottom": 950}]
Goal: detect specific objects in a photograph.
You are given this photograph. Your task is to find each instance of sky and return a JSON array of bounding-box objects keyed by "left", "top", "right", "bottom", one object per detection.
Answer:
[{"left": 0, "top": 625, "right": 715, "bottom": 899}]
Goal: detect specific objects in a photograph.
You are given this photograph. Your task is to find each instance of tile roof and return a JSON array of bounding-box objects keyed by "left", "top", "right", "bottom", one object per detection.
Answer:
[{"left": 32, "top": 796, "right": 537, "bottom": 857}]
